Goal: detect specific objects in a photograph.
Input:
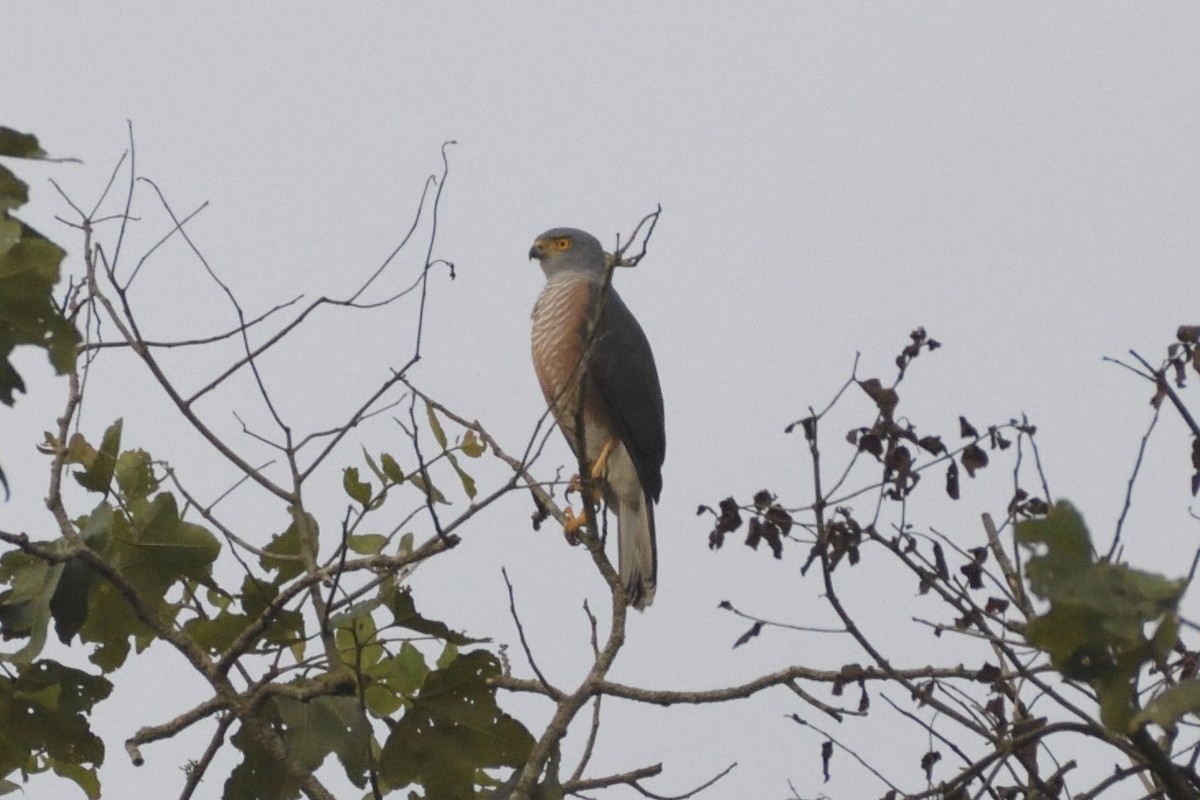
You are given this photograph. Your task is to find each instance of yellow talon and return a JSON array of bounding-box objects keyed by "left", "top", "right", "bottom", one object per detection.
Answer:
[{"left": 563, "top": 506, "right": 590, "bottom": 536}]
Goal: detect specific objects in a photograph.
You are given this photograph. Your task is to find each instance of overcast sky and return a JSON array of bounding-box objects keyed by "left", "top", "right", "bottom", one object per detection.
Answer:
[{"left": 4, "top": 4, "right": 1200, "bottom": 798}]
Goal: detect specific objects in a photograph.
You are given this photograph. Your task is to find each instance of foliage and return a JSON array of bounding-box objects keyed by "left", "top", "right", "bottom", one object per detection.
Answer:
[
  {"left": 0, "top": 126, "right": 81, "bottom": 496},
  {"left": 703, "top": 326, "right": 1200, "bottom": 799},
  {"left": 4, "top": 124, "right": 1200, "bottom": 800},
  {"left": 1018, "top": 501, "right": 1189, "bottom": 732},
  {"left": 0, "top": 129, "right": 537, "bottom": 800}
]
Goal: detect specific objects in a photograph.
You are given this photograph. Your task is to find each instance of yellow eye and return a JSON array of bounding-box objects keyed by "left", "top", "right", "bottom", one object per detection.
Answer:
[{"left": 553, "top": 237, "right": 572, "bottom": 251}]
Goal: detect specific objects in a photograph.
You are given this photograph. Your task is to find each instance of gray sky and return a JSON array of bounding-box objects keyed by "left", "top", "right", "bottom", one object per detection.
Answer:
[{"left": 4, "top": 3, "right": 1200, "bottom": 798}]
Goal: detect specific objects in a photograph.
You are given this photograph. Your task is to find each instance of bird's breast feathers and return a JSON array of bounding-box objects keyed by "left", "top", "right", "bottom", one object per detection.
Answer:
[{"left": 530, "top": 276, "right": 609, "bottom": 447}]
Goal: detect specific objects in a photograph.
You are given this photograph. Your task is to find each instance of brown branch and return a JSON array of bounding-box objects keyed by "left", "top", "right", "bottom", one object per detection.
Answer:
[
  {"left": 178, "top": 712, "right": 234, "bottom": 800},
  {"left": 630, "top": 761, "right": 737, "bottom": 800},
  {"left": 562, "top": 763, "right": 662, "bottom": 793},
  {"left": 126, "top": 695, "right": 228, "bottom": 765},
  {"left": 1130, "top": 350, "right": 1200, "bottom": 439},
  {"left": 983, "top": 512, "right": 1032, "bottom": 619},
  {"left": 511, "top": 535, "right": 631, "bottom": 798},
  {"left": 83, "top": 295, "right": 302, "bottom": 351},
  {"left": 570, "top": 601, "right": 604, "bottom": 783},
  {"left": 789, "top": 714, "right": 901, "bottom": 795},
  {"left": 496, "top": 662, "right": 1024, "bottom": 706},
  {"left": 502, "top": 567, "right": 557, "bottom": 696}
]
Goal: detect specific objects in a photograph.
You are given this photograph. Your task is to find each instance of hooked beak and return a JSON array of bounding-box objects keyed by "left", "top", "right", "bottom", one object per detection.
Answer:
[{"left": 528, "top": 240, "right": 546, "bottom": 261}]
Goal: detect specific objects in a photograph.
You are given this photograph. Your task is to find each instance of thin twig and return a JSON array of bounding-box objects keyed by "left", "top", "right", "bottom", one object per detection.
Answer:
[{"left": 501, "top": 568, "right": 557, "bottom": 697}]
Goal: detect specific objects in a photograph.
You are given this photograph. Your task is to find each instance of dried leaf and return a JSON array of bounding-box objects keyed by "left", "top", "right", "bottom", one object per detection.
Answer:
[
  {"left": 961, "top": 444, "right": 989, "bottom": 477},
  {"left": 765, "top": 504, "right": 794, "bottom": 536},
  {"left": 920, "top": 750, "right": 942, "bottom": 781},
  {"left": 945, "top": 461, "right": 960, "bottom": 500},
  {"left": 1151, "top": 377, "right": 1168, "bottom": 409},
  {"left": 858, "top": 433, "right": 883, "bottom": 458},
  {"left": 959, "top": 416, "right": 979, "bottom": 438},
  {"left": 708, "top": 497, "right": 744, "bottom": 550},
  {"left": 762, "top": 522, "right": 783, "bottom": 559},
  {"left": 960, "top": 561, "right": 983, "bottom": 589},
  {"left": 858, "top": 378, "right": 898, "bottom": 420},
  {"left": 932, "top": 543, "right": 949, "bottom": 581},
  {"left": 975, "top": 663, "right": 1002, "bottom": 684},
  {"left": 918, "top": 435, "right": 945, "bottom": 455},
  {"left": 745, "top": 517, "right": 762, "bottom": 551},
  {"left": 985, "top": 597, "right": 1010, "bottom": 615},
  {"left": 733, "top": 621, "right": 763, "bottom": 648}
]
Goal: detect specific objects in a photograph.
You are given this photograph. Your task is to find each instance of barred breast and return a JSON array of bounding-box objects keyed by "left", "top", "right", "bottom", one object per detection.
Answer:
[{"left": 531, "top": 274, "right": 595, "bottom": 451}]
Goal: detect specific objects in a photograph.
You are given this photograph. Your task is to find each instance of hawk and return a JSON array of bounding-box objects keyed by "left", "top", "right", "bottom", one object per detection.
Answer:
[{"left": 528, "top": 227, "right": 666, "bottom": 609}]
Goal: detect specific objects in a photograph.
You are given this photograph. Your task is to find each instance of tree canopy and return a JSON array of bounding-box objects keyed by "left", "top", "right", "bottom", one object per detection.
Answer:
[{"left": 3, "top": 124, "right": 1200, "bottom": 800}]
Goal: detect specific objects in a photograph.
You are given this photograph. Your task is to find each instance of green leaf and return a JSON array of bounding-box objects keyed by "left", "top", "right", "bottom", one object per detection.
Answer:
[
  {"left": 363, "top": 642, "right": 428, "bottom": 717},
  {"left": 336, "top": 611, "right": 382, "bottom": 669},
  {"left": 436, "top": 641, "right": 459, "bottom": 670},
  {"left": 1015, "top": 501, "right": 1092, "bottom": 596},
  {"left": 183, "top": 611, "right": 252, "bottom": 654},
  {"left": 225, "top": 714, "right": 301, "bottom": 800},
  {"left": 123, "top": 493, "right": 221, "bottom": 586},
  {"left": 360, "top": 447, "right": 386, "bottom": 483},
  {"left": 346, "top": 534, "right": 387, "bottom": 555},
  {"left": 1018, "top": 499, "right": 1187, "bottom": 733},
  {"left": 384, "top": 584, "right": 477, "bottom": 646},
  {"left": 70, "top": 496, "right": 218, "bottom": 671},
  {"left": 0, "top": 128, "right": 47, "bottom": 159},
  {"left": 114, "top": 449, "right": 158, "bottom": 501},
  {"left": 274, "top": 694, "right": 371, "bottom": 789},
  {"left": 426, "top": 401, "right": 448, "bottom": 450},
  {"left": 240, "top": 575, "right": 307, "bottom": 651},
  {"left": 0, "top": 660, "right": 110, "bottom": 794},
  {"left": 460, "top": 430, "right": 485, "bottom": 458},
  {"left": 0, "top": 552, "right": 63, "bottom": 663},
  {"left": 50, "top": 556, "right": 97, "bottom": 645},
  {"left": 342, "top": 467, "right": 372, "bottom": 507},
  {"left": 446, "top": 451, "right": 477, "bottom": 500},
  {"left": 72, "top": 420, "right": 122, "bottom": 494},
  {"left": 407, "top": 473, "right": 448, "bottom": 505},
  {"left": 380, "top": 453, "right": 405, "bottom": 484},
  {"left": 227, "top": 693, "right": 372, "bottom": 799},
  {"left": 378, "top": 650, "right": 534, "bottom": 798},
  {"left": 49, "top": 757, "right": 101, "bottom": 800},
  {"left": 0, "top": 215, "right": 80, "bottom": 405},
  {"left": 260, "top": 521, "right": 304, "bottom": 582},
  {"left": 0, "top": 165, "right": 28, "bottom": 215},
  {"left": 1132, "top": 679, "right": 1200, "bottom": 734}
]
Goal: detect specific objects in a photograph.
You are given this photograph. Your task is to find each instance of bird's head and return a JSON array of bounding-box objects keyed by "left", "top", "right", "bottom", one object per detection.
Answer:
[{"left": 528, "top": 227, "right": 606, "bottom": 278}]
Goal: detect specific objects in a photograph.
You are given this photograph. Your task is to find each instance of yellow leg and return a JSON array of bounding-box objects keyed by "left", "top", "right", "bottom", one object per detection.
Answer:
[
  {"left": 559, "top": 439, "right": 617, "bottom": 534},
  {"left": 590, "top": 437, "right": 617, "bottom": 480}
]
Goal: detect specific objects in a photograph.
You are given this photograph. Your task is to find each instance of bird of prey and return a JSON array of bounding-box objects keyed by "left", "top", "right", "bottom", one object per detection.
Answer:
[{"left": 528, "top": 227, "right": 666, "bottom": 610}]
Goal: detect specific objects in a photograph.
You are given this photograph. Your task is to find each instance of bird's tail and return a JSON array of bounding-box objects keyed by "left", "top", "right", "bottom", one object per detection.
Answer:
[{"left": 618, "top": 493, "right": 657, "bottom": 610}]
